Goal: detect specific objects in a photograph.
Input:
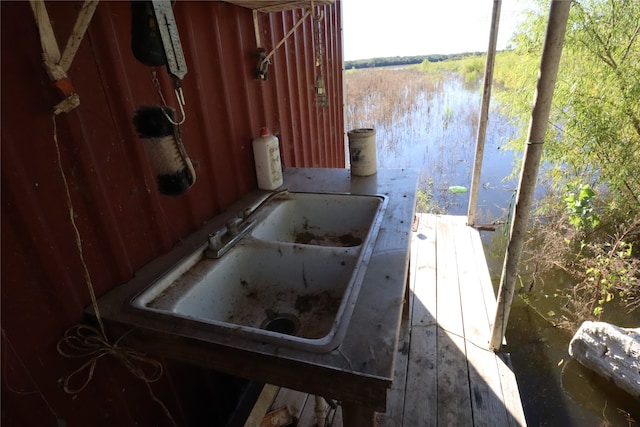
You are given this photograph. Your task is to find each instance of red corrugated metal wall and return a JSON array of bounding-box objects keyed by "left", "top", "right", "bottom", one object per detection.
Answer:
[{"left": 1, "top": 1, "right": 344, "bottom": 425}]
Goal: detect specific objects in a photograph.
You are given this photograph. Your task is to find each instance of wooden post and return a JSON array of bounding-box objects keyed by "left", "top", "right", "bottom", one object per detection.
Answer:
[
  {"left": 467, "top": 0, "right": 501, "bottom": 227},
  {"left": 489, "top": 0, "right": 572, "bottom": 351}
]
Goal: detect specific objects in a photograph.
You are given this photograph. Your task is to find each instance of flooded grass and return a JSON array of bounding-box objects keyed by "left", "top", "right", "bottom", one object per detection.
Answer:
[
  {"left": 345, "top": 66, "right": 518, "bottom": 222},
  {"left": 346, "top": 66, "right": 640, "bottom": 426}
]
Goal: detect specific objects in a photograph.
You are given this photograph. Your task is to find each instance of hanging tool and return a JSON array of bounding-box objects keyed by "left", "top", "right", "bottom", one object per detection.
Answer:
[
  {"left": 151, "top": 0, "right": 188, "bottom": 81},
  {"left": 131, "top": 0, "right": 188, "bottom": 124},
  {"left": 30, "top": 0, "right": 99, "bottom": 114},
  {"left": 130, "top": 0, "right": 195, "bottom": 195},
  {"left": 313, "top": 8, "right": 328, "bottom": 106}
]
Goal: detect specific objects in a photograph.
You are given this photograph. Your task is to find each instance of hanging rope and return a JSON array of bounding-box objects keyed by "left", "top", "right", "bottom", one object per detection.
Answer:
[
  {"left": 51, "top": 115, "right": 177, "bottom": 426},
  {"left": 56, "top": 325, "right": 163, "bottom": 394}
]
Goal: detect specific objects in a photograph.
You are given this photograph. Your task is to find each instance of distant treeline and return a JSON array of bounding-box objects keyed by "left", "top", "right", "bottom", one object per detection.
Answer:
[{"left": 344, "top": 52, "right": 486, "bottom": 69}]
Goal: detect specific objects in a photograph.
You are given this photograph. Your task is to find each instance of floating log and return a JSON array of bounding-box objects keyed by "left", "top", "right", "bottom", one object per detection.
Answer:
[{"left": 568, "top": 321, "right": 640, "bottom": 398}]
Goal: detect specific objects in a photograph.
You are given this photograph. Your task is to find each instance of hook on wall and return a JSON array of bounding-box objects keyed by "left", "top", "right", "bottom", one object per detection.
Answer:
[
  {"left": 252, "top": 6, "right": 313, "bottom": 80},
  {"left": 256, "top": 47, "right": 270, "bottom": 80}
]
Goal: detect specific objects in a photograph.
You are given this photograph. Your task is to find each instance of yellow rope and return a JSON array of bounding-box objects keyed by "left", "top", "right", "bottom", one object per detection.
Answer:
[
  {"left": 51, "top": 115, "right": 177, "bottom": 426},
  {"left": 56, "top": 325, "right": 163, "bottom": 394}
]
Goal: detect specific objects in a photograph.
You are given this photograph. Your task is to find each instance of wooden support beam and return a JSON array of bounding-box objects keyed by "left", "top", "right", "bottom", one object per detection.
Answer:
[
  {"left": 59, "top": 0, "right": 99, "bottom": 72},
  {"left": 490, "top": 0, "right": 572, "bottom": 350},
  {"left": 468, "top": 0, "right": 501, "bottom": 226}
]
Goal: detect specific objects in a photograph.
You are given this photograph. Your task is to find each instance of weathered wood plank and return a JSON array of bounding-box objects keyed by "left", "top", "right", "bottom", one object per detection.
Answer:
[
  {"left": 497, "top": 353, "right": 527, "bottom": 427},
  {"left": 403, "top": 325, "right": 437, "bottom": 427},
  {"left": 452, "top": 217, "right": 512, "bottom": 427},
  {"left": 466, "top": 218, "right": 527, "bottom": 426},
  {"left": 435, "top": 216, "right": 465, "bottom": 336},
  {"left": 377, "top": 213, "right": 422, "bottom": 426},
  {"left": 437, "top": 328, "right": 473, "bottom": 427},
  {"left": 435, "top": 215, "right": 473, "bottom": 426},
  {"left": 412, "top": 214, "right": 437, "bottom": 327},
  {"left": 452, "top": 216, "right": 491, "bottom": 345},
  {"left": 401, "top": 214, "right": 438, "bottom": 426},
  {"left": 468, "top": 221, "right": 500, "bottom": 341},
  {"left": 466, "top": 343, "right": 512, "bottom": 427}
]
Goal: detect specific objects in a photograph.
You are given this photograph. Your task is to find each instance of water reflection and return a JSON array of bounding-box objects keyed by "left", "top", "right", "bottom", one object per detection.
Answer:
[
  {"left": 346, "top": 68, "right": 640, "bottom": 427},
  {"left": 349, "top": 70, "right": 519, "bottom": 221}
]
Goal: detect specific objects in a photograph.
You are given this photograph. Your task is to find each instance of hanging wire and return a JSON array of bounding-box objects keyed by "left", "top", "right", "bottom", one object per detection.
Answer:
[{"left": 151, "top": 68, "right": 186, "bottom": 125}]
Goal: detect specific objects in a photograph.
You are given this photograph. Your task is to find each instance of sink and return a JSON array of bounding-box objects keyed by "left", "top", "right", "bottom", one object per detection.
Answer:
[
  {"left": 250, "top": 192, "right": 384, "bottom": 246},
  {"left": 131, "top": 192, "right": 387, "bottom": 352}
]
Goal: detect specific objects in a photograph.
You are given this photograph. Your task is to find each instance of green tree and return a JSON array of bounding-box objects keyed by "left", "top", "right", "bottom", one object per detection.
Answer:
[
  {"left": 493, "top": 0, "right": 640, "bottom": 322},
  {"left": 496, "top": 0, "right": 640, "bottom": 216}
]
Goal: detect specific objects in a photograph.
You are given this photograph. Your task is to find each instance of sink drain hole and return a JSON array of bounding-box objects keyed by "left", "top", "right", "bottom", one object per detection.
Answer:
[{"left": 261, "top": 313, "right": 300, "bottom": 335}]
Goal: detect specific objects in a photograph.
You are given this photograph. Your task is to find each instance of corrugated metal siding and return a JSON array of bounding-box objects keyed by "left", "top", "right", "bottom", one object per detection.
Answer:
[{"left": 1, "top": 1, "right": 343, "bottom": 425}]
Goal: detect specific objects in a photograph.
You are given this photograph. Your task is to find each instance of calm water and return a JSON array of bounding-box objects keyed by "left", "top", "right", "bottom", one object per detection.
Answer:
[
  {"left": 346, "top": 69, "right": 640, "bottom": 426},
  {"left": 374, "top": 75, "right": 521, "bottom": 221}
]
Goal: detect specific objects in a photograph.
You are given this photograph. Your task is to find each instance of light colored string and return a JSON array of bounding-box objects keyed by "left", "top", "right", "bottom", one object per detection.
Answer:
[
  {"left": 52, "top": 114, "right": 106, "bottom": 337},
  {"left": 56, "top": 325, "right": 163, "bottom": 394},
  {"left": 51, "top": 115, "right": 177, "bottom": 426}
]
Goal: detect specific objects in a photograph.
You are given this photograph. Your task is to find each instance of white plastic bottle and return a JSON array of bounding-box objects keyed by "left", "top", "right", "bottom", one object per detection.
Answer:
[{"left": 252, "top": 127, "right": 283, "bottom": 190}]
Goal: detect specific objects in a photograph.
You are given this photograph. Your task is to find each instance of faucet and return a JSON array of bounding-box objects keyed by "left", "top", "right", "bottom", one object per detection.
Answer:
[
  {"left": 204, "top": 216, "right": 252, "bottom": 259},
  {"left": 203, "top": 189, "right": 289, "bottom": 259}
]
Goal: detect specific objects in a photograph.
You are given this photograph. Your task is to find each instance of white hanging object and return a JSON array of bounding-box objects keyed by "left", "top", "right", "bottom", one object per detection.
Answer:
[{"left": 29, "top": 0, "right": 99, "bottom": 114}]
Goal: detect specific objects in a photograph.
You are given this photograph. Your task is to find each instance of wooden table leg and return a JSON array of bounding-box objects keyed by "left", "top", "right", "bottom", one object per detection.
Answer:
[{"left": 341, "top": 400, "right": 377, "bottom": 427}]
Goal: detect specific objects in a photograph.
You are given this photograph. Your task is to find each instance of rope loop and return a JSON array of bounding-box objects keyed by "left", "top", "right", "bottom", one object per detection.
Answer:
[
  {"left": 56, "top": 325, "right": 164, "bottom": 395},
  {"left": 52, "top": 114, "right": 176, "bottom": 426}
]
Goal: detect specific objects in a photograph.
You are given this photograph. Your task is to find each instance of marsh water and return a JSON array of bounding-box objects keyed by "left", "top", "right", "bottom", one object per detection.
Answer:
[{"left": 346, "top": 68, "right": 639, "bottom": 426}]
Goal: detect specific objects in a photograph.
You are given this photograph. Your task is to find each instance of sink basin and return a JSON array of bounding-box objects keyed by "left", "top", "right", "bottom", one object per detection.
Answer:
[
  {"left": 131, "top": 192, "right": 387, "bottom": 352},
  {"left": 250, "top": 192, "right": 384, "bottom": 246}
]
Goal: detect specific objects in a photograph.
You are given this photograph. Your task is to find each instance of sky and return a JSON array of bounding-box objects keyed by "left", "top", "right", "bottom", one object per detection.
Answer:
[{"left": 342, "top": 0, "right": 536, "bottom": 60}]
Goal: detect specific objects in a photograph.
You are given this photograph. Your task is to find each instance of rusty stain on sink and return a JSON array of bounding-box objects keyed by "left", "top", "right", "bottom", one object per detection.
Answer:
[
  {"left": 224, "top": 284, "right": 344, "bottom": 339},
  {"left": 291, "top": 216, "right": 365, "bottom": 246},
  {"left": 294, "top": 231, "right": 363, "bottom": 246},
  {"left": 294, "top": 291, "right": 340, "bottom": 315}
]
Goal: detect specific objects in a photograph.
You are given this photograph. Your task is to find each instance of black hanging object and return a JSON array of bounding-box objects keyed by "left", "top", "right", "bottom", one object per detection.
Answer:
[
  {"left": 130, "top": 1, "right": 167, "bottom": 67},
  {"left": 133, "top": 106, "right": 195, "bottom": 196}
]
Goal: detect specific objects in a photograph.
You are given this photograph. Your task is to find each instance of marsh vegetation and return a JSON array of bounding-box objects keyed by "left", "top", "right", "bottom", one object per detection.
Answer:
[
  {"left": 344, "top": 1, "right": 639, "bottom": 422},
  {"left": 346, "top": 67, "right": 518, "bottom": 219}
]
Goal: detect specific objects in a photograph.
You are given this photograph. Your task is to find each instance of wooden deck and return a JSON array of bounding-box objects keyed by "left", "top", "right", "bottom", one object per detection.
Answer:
[{"left": 245, "top": 214, "right": 527, "bottom": 427}]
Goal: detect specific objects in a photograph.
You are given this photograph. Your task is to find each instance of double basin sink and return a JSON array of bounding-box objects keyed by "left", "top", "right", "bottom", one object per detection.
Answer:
[{"left": 131, "top": 191, "right": 387, "bottom": 352}]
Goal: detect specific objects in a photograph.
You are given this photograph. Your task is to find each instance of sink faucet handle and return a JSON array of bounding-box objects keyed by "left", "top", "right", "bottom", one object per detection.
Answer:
[
  {"left": 226, "top": 217, "right": 243, "bottom": 236},
  {"left": 240, "top": 208, "right": 252, "bottom": 220},
  {"left": 208, "top": 230, "right": 224, "bottom": 250}
]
